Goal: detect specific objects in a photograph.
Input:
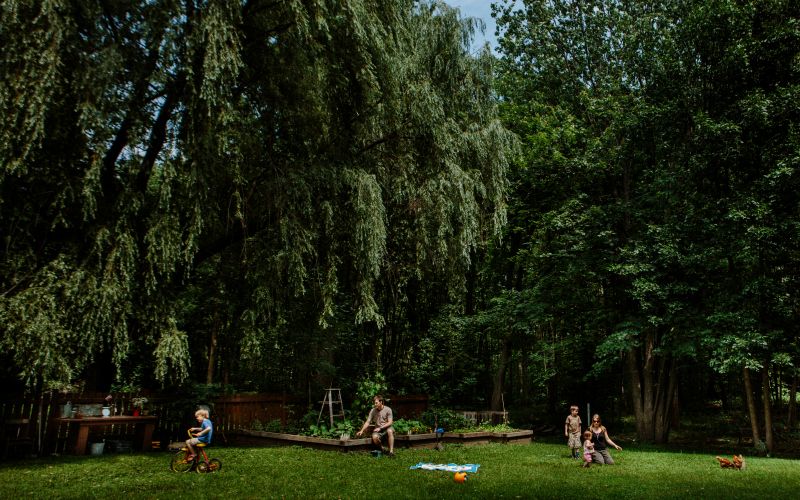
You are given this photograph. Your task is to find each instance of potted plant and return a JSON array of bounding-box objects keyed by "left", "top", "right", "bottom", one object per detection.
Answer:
[{"left": 131, "top": 397, "right": 148, "bottom": 417}]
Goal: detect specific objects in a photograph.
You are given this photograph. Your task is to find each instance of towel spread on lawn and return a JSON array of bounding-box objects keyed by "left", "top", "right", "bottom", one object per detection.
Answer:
[{"left": 409, "top": 463, "right": 480, "bottom": 473}]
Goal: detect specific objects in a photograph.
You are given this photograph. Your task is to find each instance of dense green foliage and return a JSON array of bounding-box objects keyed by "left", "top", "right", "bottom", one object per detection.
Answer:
[
  {"left": 0, "top": 0, "right": 514, "bottom": 389},
  {"left": 2, "top": 0, "right": 799, "bottom": 449},
  {"left": 479, "top": 0, "right": 800, "bottom": 443}
]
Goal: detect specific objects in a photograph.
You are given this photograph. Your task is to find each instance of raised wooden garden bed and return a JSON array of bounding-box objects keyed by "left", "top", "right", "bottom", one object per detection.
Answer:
[
  {"left": 442, "top": 431, "right": 493, "bottom": 446},
  {"left": 227, "top": 428, "right": 532, "bottom": 452},
  {"left": 230, "top": 429, "right": 375, "bottom": 453},
  {"left": 394, "top": 432, "right": 439, "bottom": 449},
  {"left": 490, "top": 430, "right": 533, "bottom": 444}
]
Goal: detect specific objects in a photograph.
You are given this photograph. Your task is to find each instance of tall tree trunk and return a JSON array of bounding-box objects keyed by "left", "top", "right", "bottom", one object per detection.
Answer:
[
  {"left": 206, "top": 297, "right": 220, "bottom": 383},
  {"left": 762, "top": 362, "right": 773, "bottom": 453},
  {"left": 521, "top": 341, "right": 528, "bottom": 406},
  {"left": 547, "top": 322, "right": 558, "bottom": 413},
  {"left": 507, "top": 351, "right": 515, "bottom": 406},
  {"left": 627, "top": 346, "right": 647, "bottom": 441},
  {"left": 654, "top": 357, "right": 677, "bottom": 444},
  {"left": 626, "top": 328, "right": 677, "bottom": 444},
  {"left": 206, "top": 256, "right": 222, "bottom": 384},
  {"left": 621, "top": 351, "right": 629, "bottom": 414},
  {"left": 641, "top": 330, "right": 656, "bottom": 441},
  {"left": 743, "top": 365, "right": 761, "bottom": 443},
  {"left": 491, "top": 339, "right": 509, "bottom": 411},
  {"left": 720, "top": 374, "right": 728, "bottom": 409},
  {"left": 787, "top": 369, "right": 797, "bottom": 430},
  {"left": 465, "top": 251, "right": 477, "bottom": 316},
  {"left": 672, "top": 387, "right": 680, "bottom": 430}
]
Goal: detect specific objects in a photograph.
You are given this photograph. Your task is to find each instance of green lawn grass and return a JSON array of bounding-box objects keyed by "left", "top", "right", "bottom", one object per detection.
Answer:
[{"left": 1, "top": 439, "right": 798, "bottom": 499}]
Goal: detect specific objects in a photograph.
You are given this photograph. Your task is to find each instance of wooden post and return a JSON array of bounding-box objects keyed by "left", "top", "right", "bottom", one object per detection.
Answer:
[
  {"left": 327, "top": 390, "right": 334, "bottom": 427},
  {"left": 281, "top": 392, "right": 287, "bottom": 427},
  {"left": 44, "top": 392, "right": 61, "bottom": 453}
]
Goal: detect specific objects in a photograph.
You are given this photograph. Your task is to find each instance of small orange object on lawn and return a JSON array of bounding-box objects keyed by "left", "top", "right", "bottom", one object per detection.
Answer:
[{"left": 454, "top": 472, "right": 468, "bottom": 483}]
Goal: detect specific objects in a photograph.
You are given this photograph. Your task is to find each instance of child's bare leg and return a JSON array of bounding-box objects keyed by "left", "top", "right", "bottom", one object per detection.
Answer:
[{"left": 185, "top": 439, "right": 196, "bottom": 457}]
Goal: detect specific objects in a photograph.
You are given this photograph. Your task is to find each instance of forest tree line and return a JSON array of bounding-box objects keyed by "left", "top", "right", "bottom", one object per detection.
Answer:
[{"left": 1, "top": 0, "right": 799, "bottom": 449}]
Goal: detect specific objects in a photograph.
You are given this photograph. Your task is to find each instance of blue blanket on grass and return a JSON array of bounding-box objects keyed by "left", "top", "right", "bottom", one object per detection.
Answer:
[{"left": 409, "top": 463, "right": 480, "bottom": 473}]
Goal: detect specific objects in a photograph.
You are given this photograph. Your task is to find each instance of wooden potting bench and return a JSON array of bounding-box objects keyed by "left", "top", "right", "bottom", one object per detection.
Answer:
[{"left": 57, "top": 415, "right": 158, "bottom": 455}]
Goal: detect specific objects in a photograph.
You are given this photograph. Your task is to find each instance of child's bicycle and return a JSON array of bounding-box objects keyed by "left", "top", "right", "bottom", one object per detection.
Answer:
[{"left": 170, "top": 429, "right": 222, "bottom": 473}]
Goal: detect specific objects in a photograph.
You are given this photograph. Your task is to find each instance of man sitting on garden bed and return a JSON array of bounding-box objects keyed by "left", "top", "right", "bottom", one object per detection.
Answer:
[{"left": 357, "top": 396, "right": 394, "bottom": 457}]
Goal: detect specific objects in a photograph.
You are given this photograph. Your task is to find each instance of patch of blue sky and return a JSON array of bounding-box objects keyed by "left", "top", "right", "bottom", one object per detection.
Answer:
[{"left": 447, "top": 0, "right": 516, "bottom": 55}]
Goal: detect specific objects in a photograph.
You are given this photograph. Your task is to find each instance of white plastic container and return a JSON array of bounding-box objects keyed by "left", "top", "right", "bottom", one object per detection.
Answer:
[
  {"left": 59, "top": 401, "right": 72, "bottom": 418},
  {"left": 90, "top": 442, "right": 105, "bottom": 455}
]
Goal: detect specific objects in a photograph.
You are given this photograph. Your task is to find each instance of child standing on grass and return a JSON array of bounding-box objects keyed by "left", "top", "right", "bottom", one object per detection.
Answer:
[
  {"left": 185, "top": 409, "right": 213, "bottom": 461},
  {"left": 582, "top": 430, "right": 594, "bottom": 468},
  {"left": 565, "top": 405, "right": 582, "bottom": 459}
]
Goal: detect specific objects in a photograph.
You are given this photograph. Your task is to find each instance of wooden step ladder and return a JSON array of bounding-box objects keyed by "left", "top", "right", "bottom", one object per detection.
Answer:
[{"left": 317, "top": 388, "right": 346, "bottom": 429}]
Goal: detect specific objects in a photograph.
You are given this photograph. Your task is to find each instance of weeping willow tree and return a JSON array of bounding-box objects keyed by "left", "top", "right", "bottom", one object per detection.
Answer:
[{"left": 0, "top": 0, "right": 516, "bottom": 388}]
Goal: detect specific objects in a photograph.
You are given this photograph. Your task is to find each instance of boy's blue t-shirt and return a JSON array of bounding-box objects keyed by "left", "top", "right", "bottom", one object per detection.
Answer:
[{"left": 199, "top": 419, "right": 213, "bottom": 444}]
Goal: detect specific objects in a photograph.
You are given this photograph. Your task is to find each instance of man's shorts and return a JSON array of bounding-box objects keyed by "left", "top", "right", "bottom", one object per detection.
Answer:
[
  {"left": 568, "top": 432, "right": 581, "bottom": 449},
  {"left": 372, "top": 426, "right": 394, "bottom": 441}
]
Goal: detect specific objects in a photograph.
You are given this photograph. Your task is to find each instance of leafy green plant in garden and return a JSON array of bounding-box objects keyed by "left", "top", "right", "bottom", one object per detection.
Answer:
[
  {"left": 264, "top": 419, "right": 284, "bottom": 433},
  {"left": 251, "top": 419, "right": 263, "bottom": 431},
  {"left": 751, "top": 439, "right": 768, "bottom": 455},
  {"left": 351, "top": 372, "right": 388, "bottom": 416},
  {"left": 297, "top": 405, "right": 322, "bottom": 431},
  {"left": 308, "top": 419, "right": 355, "bottom": 439},
  {"left": 283, "top": 420, "right": 304, "bottom": 436},
  {"left": 420, "top": 407, "right": 471, "bottom": 432},
  {"left": 393, "top": 419, "right": 431, "bottom": 435},
  {"left": 450, "top": 421, "right": 516, "bottom": 433}
]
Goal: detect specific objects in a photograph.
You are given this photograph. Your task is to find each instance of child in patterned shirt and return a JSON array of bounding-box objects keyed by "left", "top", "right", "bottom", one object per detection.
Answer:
[
  {"left": 565, "top": 405, "right": 582, "bottom": 459},
  {"left": 582, "top": 430, "right": 594, "bottom": 468}
]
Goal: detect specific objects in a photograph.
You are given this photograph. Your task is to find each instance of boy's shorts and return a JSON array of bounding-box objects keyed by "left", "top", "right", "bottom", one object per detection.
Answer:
[
  {"left": 372, "top": 426, "right": 394, "bottom": 441},
  {"left": 568, "top": 433, "right": 581, "bottom": 449},
  {"left": 187, "top": 438, "right": 203, "bottom": 446}
]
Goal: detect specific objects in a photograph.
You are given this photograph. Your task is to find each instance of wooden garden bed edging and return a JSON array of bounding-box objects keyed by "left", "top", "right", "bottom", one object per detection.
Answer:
[
  {"left": 227, "top": 429, "right": 532, "bottom": 452},
  {"left": 442, "top": 431, "right": 493, "bottom": 446},
  {"left": 394, "top": 433, "right": 439, "bottom": 449},
  {"left": 490, "top": 430, "right": 533, "bottom": 444},
  {"left": 230, "top": 429, "right": 375, "bottom": 453}
]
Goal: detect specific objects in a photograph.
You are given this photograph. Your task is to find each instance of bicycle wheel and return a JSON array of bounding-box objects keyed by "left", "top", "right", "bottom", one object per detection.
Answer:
[
  {"left": 196, "top": 460, "right": 209, "bottom": 474},
  {"left": 171, "top": 451, "right": 194, "bottom": 473},
  {"left": 208, "top": 458, "right": 222, "bottom": 473}
]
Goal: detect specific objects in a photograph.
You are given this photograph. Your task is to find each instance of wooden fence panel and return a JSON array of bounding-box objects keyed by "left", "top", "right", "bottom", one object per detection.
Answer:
[
  {"left": 387, "top": 394, "right": 429, "bottom": 420},
  {"left": 1, "top": 391, "right": 429, "bottom": 452}
]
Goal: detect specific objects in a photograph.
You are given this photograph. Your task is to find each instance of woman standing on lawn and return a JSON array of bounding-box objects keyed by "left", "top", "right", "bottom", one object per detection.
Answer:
[{"left": 589, "top": 414, "right": 622, "bottom": 465}]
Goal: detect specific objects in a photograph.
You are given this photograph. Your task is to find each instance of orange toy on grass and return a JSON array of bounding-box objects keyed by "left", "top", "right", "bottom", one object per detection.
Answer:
[{"left": 454, "top": 472, "right": 468, "bottom": 483}]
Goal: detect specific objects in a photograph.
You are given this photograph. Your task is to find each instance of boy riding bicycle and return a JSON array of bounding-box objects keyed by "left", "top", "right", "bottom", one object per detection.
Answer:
[{"left": 186, "top": 409, "right": 213, "bottom": 461}]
